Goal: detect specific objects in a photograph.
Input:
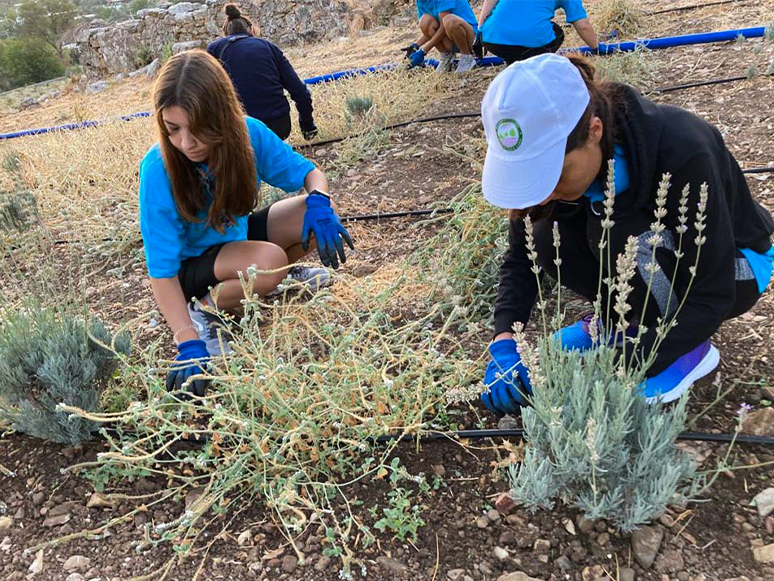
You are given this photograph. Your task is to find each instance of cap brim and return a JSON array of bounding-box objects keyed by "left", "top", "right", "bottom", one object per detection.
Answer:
[{"left": 482, "top": 139, "right": 566, "bottom": 210}]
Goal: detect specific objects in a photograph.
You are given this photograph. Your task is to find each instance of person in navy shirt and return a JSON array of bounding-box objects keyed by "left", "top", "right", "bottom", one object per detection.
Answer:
[
  {"left": 139, "top": 50, "right": 353, "bottom": 396},
  {"left": 475, "top": 0, "right": 601, "bottom": 65},
  {"left": 207, "top": 4, "right": 317, "bottom": 141},
  {"left": 403, "top": 0, "right": 479, "bottom": 74}
]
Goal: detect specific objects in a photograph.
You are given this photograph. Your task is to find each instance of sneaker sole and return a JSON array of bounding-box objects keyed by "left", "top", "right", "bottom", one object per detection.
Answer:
[{"left": 645, "top": 345, "right": 719, "bottom": 404}]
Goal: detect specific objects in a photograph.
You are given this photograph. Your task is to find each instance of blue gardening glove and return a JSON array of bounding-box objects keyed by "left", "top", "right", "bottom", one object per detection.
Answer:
[
  {"left": 401, "top": 42, "right": 421, "bottom": 58},
  {"left": 481, "top": 339, "right": 533, "bottom": 416},
  {"left": 408, "top": 48, "right": 426, "bottom": 69},
  {"left": 301, "top": 192, "right": 354, "bottom": 269},
  {"left": 165, "top": 340, "right": 210, "bottom": 397}
]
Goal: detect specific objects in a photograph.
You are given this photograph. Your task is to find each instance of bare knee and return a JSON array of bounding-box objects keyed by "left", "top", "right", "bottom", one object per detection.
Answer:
[
  {"left": 247, "top": 243, "right": 289, "bottom": 289},
  {"left": 419, "top": 14, "right": 439, "bottom": 36}
]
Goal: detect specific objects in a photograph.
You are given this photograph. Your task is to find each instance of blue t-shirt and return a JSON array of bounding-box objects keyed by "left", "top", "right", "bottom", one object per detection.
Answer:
[
  {"left": 740, "top": 246, "right": 774, "bottom": 293},
  {"left": 139, "top": 116, "right": 315, "bottom": 278},
  {"left": 481, "top": 0, "right": 588, "bottom": 47},
  {"left": 416, "top": 0, "right": 478, "bottom": 29}
]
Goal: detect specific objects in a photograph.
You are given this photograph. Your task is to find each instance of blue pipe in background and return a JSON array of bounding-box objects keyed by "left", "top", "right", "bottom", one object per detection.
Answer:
[{"left": 0, "top": 26, "right": 767, "bottom": 141}]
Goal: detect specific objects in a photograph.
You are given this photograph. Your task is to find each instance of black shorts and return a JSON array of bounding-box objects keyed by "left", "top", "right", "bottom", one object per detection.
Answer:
[
  {"left": 484, "top": 22, "right": 565, "bottom": 65},
  {"left": 177, "top": 204, "right": 272, "bottom": 302}
]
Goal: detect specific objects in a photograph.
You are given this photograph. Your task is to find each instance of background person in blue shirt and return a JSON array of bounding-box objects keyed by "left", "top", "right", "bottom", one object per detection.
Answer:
[
  {"left": 403, "top": 0, "right": 479, "bottom": 74},
  {"left": 475, "top": 0, "right": 600, "bottom": 65},
  {"left": 207, "top": 4, "right": 317, "bottom": 141},
  {"left": 139, "top": 51, "right": 353, "bottom": 396}
]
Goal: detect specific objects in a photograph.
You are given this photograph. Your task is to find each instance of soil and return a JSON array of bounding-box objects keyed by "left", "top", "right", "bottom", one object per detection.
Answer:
[{"left": 3, "top": 1, "right": 774, "bottom": 580}]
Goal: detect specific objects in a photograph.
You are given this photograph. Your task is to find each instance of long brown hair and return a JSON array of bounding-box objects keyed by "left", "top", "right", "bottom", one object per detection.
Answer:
[
  {"left": 223, "top": 3, "right": 253, "bottom": 36},
  {"left": 512, "top": 55, "right": 622, "bottom": 221},
  {"left": 153, "top": 50, "right": 257, "bottom": 233}
]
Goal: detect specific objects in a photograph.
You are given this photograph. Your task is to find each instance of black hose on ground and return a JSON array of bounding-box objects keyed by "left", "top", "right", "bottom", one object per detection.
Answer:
[{"left": 649, "top": 0, "right": 750, "bottom": 16}]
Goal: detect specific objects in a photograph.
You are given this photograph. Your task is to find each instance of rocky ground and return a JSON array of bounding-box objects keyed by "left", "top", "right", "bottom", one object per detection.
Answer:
[{"left": 2, "top": 1, "right": 774, "bottom": 580}]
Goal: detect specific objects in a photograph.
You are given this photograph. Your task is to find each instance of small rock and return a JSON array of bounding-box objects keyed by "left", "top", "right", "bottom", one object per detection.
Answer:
[
  {"left": 433, "top": 465, "right": 445, "bottom": 477},
  {"left": 563, "top": 517, "right": 576, "bottom": 535},
  {"left": 32, "top": 492, "right": 46, "bottom": 506},
  {"left": 582, "top": 565, "right": 605, "bottom": 581},
  {"left": 86, "top": 493, "right": 113, "bottom": 509},
  {"left": 742, "top": 408, "right": 774, "bottom": 436},
  {"left": 495, "top": 493, "right": 516, "bottom": 515},
  {"left": 597, "top": 532, "right": 610, "bottom": 546},
  {"left": 43, "top": 514, "right": 71, "bottom": 527},
  {"left": 63, "top": 555, "right": 91, "bottom": 572},
  {"left": 493, "top": 547, "right": 509, "bottom": 560},
  {"left": 496, "top": 573, "right": 542, "bottom": 581},
  {"left": 448, "top": 569, "right": 466, "bottom": 581},
  {"left": 753, "top": 543, "right": 774, "bottom": 562},
  {"left": 486, "top": 508, "right": 501, "bottom": 523},
  {"left": 376, "top": 556, "right": 408, "bottom": 575},
  {"left": 620, "top": 568, "right": 636, "bottom": 581},
  {"left": 20, "top": 97, "right": 40, "bottom": 110},
  {"left": 86, "top": 81, "right": 109, "bottom": 94},
  {"left": 631, "top": 526, "right": 664, "bottom": 569},
  {"left": 281, "top": 555, "right": 297, "bottom": 573},
  {"left": 476, "top": 516, "right": 489, "bottom": 529},
  {"left": 752, "top": 488, "right": 774, "bottom": 518},
  {"left": 65, "top": 574, "right": 85, "bottom": 581},
  {"left": 314, "top": 555, "right": 331, "bottom": 571},
  {"left": 237, "top": 529, "right": 251, "bottom": 546},
  {"left": 48, "top": 502, "right": 78, "bottom": 517},
  {"left": 28, "top": 549, "right": 44, "bottom": 574},
  {"left": 654, "top": 548, "right": 684, "bottom": 573},
  {"left": 555, "top": 555, "right": 572, "bottom": 570},
  {"left": 497, "top": 415, "right": 519, "bottom": 430},
  {"left": 533, "top": 538, "right": 550, "bottom": 553},
  {"left": 576, "top": 515, "right": 596, "bottom": 534},
  {"left": 0, "top": 517, "right": 12, "bottom": 531},
  {"left": 499, "top": 531, "right": 516, "bottom": 544}
]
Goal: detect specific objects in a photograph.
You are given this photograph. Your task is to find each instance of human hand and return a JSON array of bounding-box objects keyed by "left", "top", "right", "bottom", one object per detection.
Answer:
[
  {"left": 400, "top": 42, "right": 421, "bottom": 58},
  {"left": 472, "top": 30, "right": 484, "bottom": 60},
  {"left": 408, "top": 48, "right": 426, "bottom": 69},
  {"left": 301, "top": 192, "right": 355, "bottom": 269},
  {"left": 166, "top": 339, "right": 210, "bottom": 397},
  {"left": 480, "top": 339, "right": 533, "bottom": 415}
]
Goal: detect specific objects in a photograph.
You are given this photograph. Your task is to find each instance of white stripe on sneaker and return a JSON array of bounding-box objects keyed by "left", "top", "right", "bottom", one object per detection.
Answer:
[{"left": 645, "top": 345, "right": 719, "bottom": 404}]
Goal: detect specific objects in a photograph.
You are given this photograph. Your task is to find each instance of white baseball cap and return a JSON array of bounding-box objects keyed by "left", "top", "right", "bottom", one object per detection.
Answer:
[{"left": 481, "top": 53, "right": 591, "bottom": 209}]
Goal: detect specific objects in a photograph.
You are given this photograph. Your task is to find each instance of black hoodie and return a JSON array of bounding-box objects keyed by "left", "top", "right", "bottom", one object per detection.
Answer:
[{"left": 493, "top": 85, "right": 774, "bottom": 373}]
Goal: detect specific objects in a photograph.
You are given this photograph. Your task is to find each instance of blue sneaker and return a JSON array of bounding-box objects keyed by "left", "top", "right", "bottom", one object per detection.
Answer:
[
  {"left": 641, "top": 340, "right": 719, "bottom": 404},
  {"left": 554, "top": 313, "right": 637, "bottom": 351}
]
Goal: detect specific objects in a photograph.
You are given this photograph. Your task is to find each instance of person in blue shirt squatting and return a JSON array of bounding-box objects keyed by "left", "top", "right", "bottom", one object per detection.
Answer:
[
  {"left": 139, "top": 50, "right": 353, "bottom": 397},
  {"left": 478, "top": 54, "right": 774, "bottom": 415},
  {"left": 473, "top": 0, "right": 602, "bottom": 65},
  {"left": 207, "top": 4, "right": 317, "bottom": 142},
  {"left": 402, "top": 0, "right": 479, "bottom": 74}
]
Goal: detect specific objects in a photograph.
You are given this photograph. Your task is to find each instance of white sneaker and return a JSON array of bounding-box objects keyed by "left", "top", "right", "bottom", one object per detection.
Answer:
[
  {"left": 455, "top": 54, "right": 476, "bottom": 74},
  {"left": 436, "top": 52, "right": 455, "bottom": 74},
  {"left": 187, "top": 301, "right": 233, "bottom": 357},
  {"left": 267, "top": 265, "right": 332, "bottom": 297}
]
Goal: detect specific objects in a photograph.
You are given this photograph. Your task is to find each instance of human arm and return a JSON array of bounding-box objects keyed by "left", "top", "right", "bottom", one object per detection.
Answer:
[
  {"left": 477, "top": 0, "right": 498, "bottom": 27},
  {"left": 150, "top": 277, "right": 199, "bottom": 344},
  {"left": 304, "top": 168, "right": 329, "bottom": 194},
  {"left": 493, "top": 217, "right": 540, "bottom": 339},
  {"left": 271, "top": 43, "right": 315, "bottom": 134},
  {"left": 572, "top": 18, "right": 599, "bottom": 50}
]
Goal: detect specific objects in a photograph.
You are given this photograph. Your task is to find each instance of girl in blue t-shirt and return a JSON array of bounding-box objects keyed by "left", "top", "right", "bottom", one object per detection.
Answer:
[
  {"left": 475, "top": 0, "right": 601, "bottom": 65},
  {"left": 138, "top": 50, "right": 353, "bottom": 395}
]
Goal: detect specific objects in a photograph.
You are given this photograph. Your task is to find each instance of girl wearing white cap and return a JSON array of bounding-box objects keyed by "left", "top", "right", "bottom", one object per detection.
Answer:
[{"left": 479, "top": 53, "right": 774, "bottom": 415}]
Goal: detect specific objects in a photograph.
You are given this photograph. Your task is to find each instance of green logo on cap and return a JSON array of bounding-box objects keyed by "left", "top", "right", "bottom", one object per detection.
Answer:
[{"left": 495, "top": 118, "right": 523, "bottom": 152}]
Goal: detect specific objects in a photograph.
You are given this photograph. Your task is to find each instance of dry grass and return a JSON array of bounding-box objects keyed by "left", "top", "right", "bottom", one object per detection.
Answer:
[{"left": 588, "top": 0, "right": 644, "bottom": 39}]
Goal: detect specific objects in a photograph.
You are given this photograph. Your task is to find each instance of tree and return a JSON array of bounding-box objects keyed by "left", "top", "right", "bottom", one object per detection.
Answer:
[
  {"left": 0, "top": 37, "right": 65, "bottom": 90},
  {"left": 17, "top": 0, "right": 76, "bottom": 57}
]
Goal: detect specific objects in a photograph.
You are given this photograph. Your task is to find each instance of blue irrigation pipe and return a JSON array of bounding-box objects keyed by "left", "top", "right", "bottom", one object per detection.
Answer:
[{"left": 0, "top": 26, "right": 767, "bottom": 142}]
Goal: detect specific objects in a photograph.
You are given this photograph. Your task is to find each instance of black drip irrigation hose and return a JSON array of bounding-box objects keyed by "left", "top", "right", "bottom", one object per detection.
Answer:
[
  {"left": 649, "top": 0, "right": 749, "bottom": 16},
  {"left": 101, "top": 426, "right": 774, "bottom": 448},
  {"left": 652, "top": 72, "right": 774, "bottom": 94}
]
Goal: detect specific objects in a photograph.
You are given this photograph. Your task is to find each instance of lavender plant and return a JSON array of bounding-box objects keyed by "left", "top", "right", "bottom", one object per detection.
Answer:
[
  {"left": 0, "top": 303, "right": 130, "bottom": 444},
  {"left": 507, "top": 168, "right": 707, "bottom": 531}
]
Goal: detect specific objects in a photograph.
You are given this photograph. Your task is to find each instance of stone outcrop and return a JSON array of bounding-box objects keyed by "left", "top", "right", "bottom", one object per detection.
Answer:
[{"left": 75, "top": 0, "right": 412, "bottom": 77}]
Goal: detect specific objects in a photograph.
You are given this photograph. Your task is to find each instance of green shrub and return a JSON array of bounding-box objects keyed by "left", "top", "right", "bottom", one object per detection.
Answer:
[
  {"left": 0, "top": 304, "right": 130, "bottom": 445},
  {"left": 0, "top": 37, "right": 65, "bottom": 91},
  {"left": 507, "top": 170, "right": 706, "bottom": 531},
  {"left": 134, "top": 45, "right": 153, "bottom": 69}
]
